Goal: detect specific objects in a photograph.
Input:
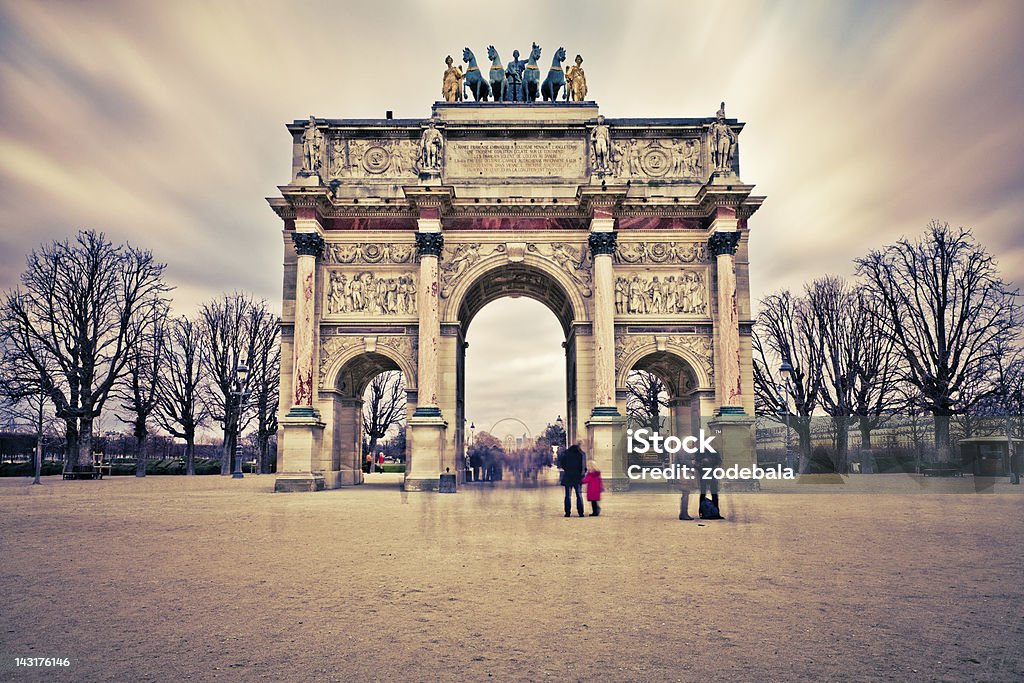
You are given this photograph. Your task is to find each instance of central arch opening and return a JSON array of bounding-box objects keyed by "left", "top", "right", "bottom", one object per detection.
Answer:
[{"left": 454, "top": 263, "right": 580, "bottom": 485}]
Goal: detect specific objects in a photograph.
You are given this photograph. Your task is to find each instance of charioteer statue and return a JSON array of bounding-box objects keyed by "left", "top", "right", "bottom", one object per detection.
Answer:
[{"left": 441, "top": 44, "right": 589, "bottom": 103}]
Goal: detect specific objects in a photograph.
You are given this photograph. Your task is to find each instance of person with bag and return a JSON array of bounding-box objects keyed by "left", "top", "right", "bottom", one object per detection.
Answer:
[
  {"left": 698, "top": 450, "right": 725, "bottom": 520},
  {"left": 557, "top": 441, "right": 587, "bottom": 517},
  {"left": 581, "top": 459, "right": 603, "bottom": 517},
  {"left": 678, "top": 453, "right": 697, "bottom": 520}
]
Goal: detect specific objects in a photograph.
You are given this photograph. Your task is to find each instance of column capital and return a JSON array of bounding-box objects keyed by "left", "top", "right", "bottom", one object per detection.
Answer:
[
  {"left": 588, "top": 231, "right": 618, "bottom": 257},
  {"left": 708, "top": 231, "right": 741, "bottom": 257},
  {"left": 416, "top": 232, "right": 445, "bottom": 257},
  {"left": 292, "top": 231, "right": 325, "bottom": 258}
]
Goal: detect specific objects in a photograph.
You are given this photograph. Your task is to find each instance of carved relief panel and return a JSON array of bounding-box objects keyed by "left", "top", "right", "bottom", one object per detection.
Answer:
[
  {"left": 615, "top": 333, "right": 715, "bottom": 385},
  {"left": 329, "top": 138, "right": 420, "bottom": 179},
  {"left": 614, "top": 271, "right": 708, "bottom": 316},
  {"left": 438, "top": 241, "right": 593, "bottom": 299},
  {"left": 595, "top": 138, "right": 704, "bottom": 181},
  {"left": 324, "top": 270, "right": 417, "bottom": 317},
  {"left": 614, "top": 241, "right": 709, "bottom": 265}
]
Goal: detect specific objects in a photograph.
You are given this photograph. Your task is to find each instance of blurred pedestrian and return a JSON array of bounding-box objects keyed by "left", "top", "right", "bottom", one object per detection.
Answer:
[
  {"left": 582, "top": 459, "right": 603, "bottom": 517},
  {"left": 558, "top": 441, "right": 587, "bottom": 517}
]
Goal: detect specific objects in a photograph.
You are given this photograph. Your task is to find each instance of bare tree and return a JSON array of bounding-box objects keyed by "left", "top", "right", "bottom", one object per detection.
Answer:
[
  {"left": 117, "top": 310, "right": 167, "bottom": 477},
  {"left": 752, "top": 290, "right": 823, "bottom": 472},
  {"left": 856, "top": 222, "right": 1020, "bottom": 460},
  {"left": 156, "top": 316, "right": 207, "bottom": 475},
  {"left": 200, "top": 293, "right": 278, "bottom": 475},
  {"left": 1, "top": 231, "right": 169, "bottom": 474},
  {"left": 848, "top": 288, "right": 901, "bottom": 451},
  {"left": 246, "top": 307, "right": 280, "bottom": 474},
  {"left": 362, "top": 370, "right": 406, "bottom": 471},
  {"left": 626, "top": 369, "right": 668, "bottom": 433}
]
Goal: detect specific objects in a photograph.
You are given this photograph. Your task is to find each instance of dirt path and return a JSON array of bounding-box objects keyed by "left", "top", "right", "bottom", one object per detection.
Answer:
[{"left": 1, "top": 475, "right": 1021, "bottom": 682}]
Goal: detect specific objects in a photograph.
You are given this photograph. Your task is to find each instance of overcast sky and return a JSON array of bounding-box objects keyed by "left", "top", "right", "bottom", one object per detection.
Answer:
[{"left": 1, "top": 1, "right": 1022, "bottom": 438}]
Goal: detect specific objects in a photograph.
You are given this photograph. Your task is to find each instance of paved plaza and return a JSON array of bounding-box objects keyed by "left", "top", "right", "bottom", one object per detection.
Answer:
[{"left": 1, "top": 476, "right": 1022, "bottom": 682}]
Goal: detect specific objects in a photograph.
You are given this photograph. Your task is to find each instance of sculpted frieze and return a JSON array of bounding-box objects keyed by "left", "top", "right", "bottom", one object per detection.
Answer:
[
  {"left": 317, "top": 334, "right": 418, "bottom": 389},
  {"left": 323, "top": 242, "right": 416, "bottom": 265},
  {"left": 614, "top": 241, "right": 708, "bottom": 265},
  {"left": 615, "top": 271, "right": 708, "bottom": 316},
  {"left": 319, "top": 336, "right": 361, "bottom": 387},
  {"left": 325, "top": 270, "right": 417, "bottom": 316},
  {"left": 601, "top": 138, "right": 703, "bottom": 181},
  {"left": 615, "top": 333, "right": 714, "bottom": 383},
  {"left": 330, "top": 138, "right": 419, "bottom": 179},
  {"left": 438, "top": 241, "right": 593, "bottom": 298}
]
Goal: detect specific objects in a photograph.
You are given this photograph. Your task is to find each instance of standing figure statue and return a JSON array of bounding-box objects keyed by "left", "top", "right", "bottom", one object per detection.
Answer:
[
  {"left": 523, "top": 42, "right": 543, "bottom": 102},
  {"left": 591, "top": 115, "right": 611, "bottom": 174},
  {"left": 505, "top": 49, "right": 527, "bottom": 102},
  {"left": 564, "top": 54, "right": 588, "bottom": 102},
  {"left": 441, "top": 55, "right": 464, "bottom": 103},
  {"left": 710, "top": 101, "right": 737, "bottom": 173},
  {"left": 486, "top": 46, "right": 507, "bottom": 102},
  {"left": 419, "top": 120, "right": 444, "bottom": 172},
  {"left": 462, "top": 47, "right": 491, "bottom": 101},
  {"left": 541, "top": 47, "right": 567, "bottom": 102},
  {"left": 301, "top": 116, "right": 323, "bottom": 175}
]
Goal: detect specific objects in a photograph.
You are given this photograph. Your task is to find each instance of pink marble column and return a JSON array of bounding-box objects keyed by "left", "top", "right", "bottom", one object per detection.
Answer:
[
  {"left": 413, "top": 227, "right": 443, "bottom": 416},
  {"left": 708, "top": 229, "right": 744, "bottom": 413},
  {"left": 589, "top": 226, "right": 620, "bottom": 416},
  {"left": 288, "top": 230, "right": 324, "bottom": 417}
]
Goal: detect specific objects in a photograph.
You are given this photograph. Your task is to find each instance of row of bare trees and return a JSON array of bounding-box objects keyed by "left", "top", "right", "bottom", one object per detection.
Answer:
[
  {"left": 0, "top": 230, "right": 281, "bottom": 479},
  {"left": 754, "top": 221, "right": 1021, "bottom": 472}
]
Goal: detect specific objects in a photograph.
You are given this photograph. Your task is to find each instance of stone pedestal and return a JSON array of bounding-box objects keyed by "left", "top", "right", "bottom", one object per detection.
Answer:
[
  {"left": 588, "top": 413, "right": 628, "bottom": 491},
  {"left": 275, "top": 417, "right": 326, "bottom": 492},
  {"left": 708, "top": 412, "right": 758, "bottom": 491},
  {"left": 405, "top": 415, "right": 447, "bottom": 491}
]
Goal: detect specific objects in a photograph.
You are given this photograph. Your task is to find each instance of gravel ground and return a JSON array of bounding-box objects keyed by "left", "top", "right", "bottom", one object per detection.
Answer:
[{"left": 1, "top": 474, "right": 1022, "bottom": 682}]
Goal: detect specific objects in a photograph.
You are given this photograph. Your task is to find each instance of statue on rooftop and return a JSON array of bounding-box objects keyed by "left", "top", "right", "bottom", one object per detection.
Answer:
[
  {"left": 565, "top": 54, "right": 588, "bottom": 102},
  {"left": 710, "top": 101, "right": 737, "bottom": 173},
  {"left": 442, "top": 55, "right": 464, "bottom": 103},
  {"left": 301, "top": 116, "right": 324, "bottom": 175}
]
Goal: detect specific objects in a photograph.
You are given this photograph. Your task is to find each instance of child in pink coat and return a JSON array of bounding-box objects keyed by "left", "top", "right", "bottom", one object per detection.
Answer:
[{"left": 582, "top": 460, "right": 603, "bottom": 517}]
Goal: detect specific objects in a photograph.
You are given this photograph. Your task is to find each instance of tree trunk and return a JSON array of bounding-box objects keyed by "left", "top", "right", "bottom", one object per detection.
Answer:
[
  {"left": 835, "top": 416, "right": 849, "bottom": 473},
  {"left": 859, "top": 416, "right": 873, "bottom": 450},
  {"left": 135, "top": 431, "right": 147, "bottom": 477},
  {"left": 33, "top": 400, "right": 43, "bottom": 485},
  {"left": 797, "top": 421, "right": 812, "bottom": 474},
  {"left": 77, "top": 415, "right": 94, "bottom": 472},
  {"left": 185, "top": 440, "right": 195, "bottom": 476},
  {"left": 933, "top": 413, "right": 951, "bottom": 464},
  {"left": 221, "top": 427, "right": 233, "bottom": 475},
  {"left": 367, "top": 435, "right": 379, "bottom": 473},
  {"left": 63, "top": 418, "right": 78, "bottom": 474}
]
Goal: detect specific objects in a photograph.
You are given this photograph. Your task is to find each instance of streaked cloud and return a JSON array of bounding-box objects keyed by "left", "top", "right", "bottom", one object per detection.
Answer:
[{"left": 1, "top": 0, "right": 1021, "bottom": 433}]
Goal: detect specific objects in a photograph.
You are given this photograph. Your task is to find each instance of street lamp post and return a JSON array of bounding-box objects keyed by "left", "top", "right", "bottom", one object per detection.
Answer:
[
  {"left": 232, "top": 358, "right": 250, "bottom": 479},
  {"left": 779, "top": 361, "right": 795, "bottom": 473}
]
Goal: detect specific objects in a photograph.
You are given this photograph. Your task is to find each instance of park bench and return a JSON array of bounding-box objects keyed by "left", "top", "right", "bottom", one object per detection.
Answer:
[{"left": 921, "top": 467, "right": 963, "bottom": 477}]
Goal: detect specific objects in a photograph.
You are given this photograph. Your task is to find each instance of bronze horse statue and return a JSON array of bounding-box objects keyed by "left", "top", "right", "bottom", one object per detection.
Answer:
[
  {"left": 541, "top": 47, "right": 567, "bottom": 102},
  {"left": 523, "top": 42, "right": 542, "bottom": 102},
  {"left": 462, "top": 47, "right": 491, "bottom": 102},
  {"left": 486, "top": 45, "right": 507, "bottom": 102}
]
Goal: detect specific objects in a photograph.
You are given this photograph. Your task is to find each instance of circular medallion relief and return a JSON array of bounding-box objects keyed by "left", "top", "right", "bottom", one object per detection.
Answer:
[
  {"left": 361, "top": 145, "right": 392, "bottom": 174},
  {"left": 640, "top": 147, "right": 671, "bottom": 177}
]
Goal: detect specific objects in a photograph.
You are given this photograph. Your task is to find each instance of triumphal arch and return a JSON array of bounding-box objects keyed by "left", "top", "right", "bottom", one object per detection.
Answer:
[{"left": 269, "top": 54, "right": 763, "bottom": 492}]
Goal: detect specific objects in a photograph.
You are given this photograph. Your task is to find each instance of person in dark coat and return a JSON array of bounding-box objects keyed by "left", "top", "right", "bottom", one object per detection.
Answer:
[{"left": 558, "top": 442, "right": 587, "bottom": 517}]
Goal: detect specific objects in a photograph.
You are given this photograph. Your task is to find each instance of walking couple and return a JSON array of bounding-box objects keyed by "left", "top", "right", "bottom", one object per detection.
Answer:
[{"left": 558, "top": 441, "right": 603, "bottom": 517}]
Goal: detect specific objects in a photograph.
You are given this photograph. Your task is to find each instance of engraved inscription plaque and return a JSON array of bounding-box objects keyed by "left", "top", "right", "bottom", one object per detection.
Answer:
[{"left": 445, "top": 139, "right": 586, "bottom": 179}]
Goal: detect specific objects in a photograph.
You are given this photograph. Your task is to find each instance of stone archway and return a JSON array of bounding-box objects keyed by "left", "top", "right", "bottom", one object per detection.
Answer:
[
  {"left": 443, "top": 260, "right": 585, "bottom": 482},
  {"left": 271, "top": 100, "right": 764, "bottom": 493},
  {"left": 619, "top": 349, "right": 706, "bottom": 468},
  {"left": 307, "top": 347, "right": 414, "bottom": 488}
]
